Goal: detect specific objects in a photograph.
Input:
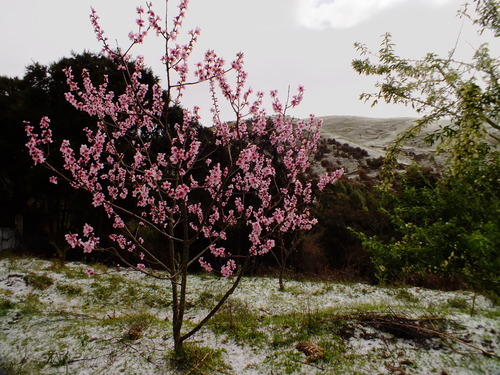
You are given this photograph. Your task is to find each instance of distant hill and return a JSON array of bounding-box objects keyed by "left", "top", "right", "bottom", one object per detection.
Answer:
[{"left": 311, "top": 116, "right": 449, "bottom": 179}]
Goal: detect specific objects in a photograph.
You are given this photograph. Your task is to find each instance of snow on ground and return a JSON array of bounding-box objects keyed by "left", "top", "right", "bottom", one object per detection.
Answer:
[{"left": 0, "top": 257, "right": 499, "bottom": 374}]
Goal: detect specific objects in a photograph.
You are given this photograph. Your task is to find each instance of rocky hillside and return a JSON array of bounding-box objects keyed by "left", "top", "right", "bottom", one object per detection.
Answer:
[{"left": 312, "top": 115, "right": 448, "bottom": 179}]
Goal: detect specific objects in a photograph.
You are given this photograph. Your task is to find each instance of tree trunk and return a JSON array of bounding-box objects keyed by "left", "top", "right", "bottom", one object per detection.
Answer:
[
  {"left": 279, "top": 246, "right": 285, "bottom": 291},
  {"left": 168, "top": 214, "right": 184, "bottom": 354},
  {"left": 180, "top": 257, "right": 250, "bottom": 343},
  {"left": 279, "top": 270, "right": 285, "bottom": 291}
]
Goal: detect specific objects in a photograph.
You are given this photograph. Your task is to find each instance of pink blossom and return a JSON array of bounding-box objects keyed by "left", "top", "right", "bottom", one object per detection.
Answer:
[
  {"left": 170, "top": 146, "right": 183, "bottom": 164},
  {"left": 26, "top": 143, "right": 45, "bottom": 165},
  {"left": 205, "top": 163, "right": 223, "bottom": 192},
  {"left": 24, "top": 118, "right": 53, "bottom": 165},
  {"left": 82, "top": 238, "right": 97, "bottom": 253},
  {"left": 49, "top": 176, "right": 58, "bottom": 184},
  {"left": 174, "top": 184, "right": 190, "bottom": 200},
  {"left": 92, "top": 192, "right": 105, "bottom": 207},
  {"left": 110, "top": 234, "right": 128, "bottom": 250},
  {"left": 273, "top": 208, "right": 285, "bottom": 223},
  {"left": 113, "top": 215, "right": 125, "bottom": 229},
  {"left": 65, "top": 233, "right": 79, "bottom": 248},
  {"left": 221, "top": 259, "right": 236, "bottom": 277},
  {"left": 209, "top": 244, "right": 225, "bottom": 257},
  {"left": 85, "top": 268, "right": 95, "bottom": 277},
  {"left": 318, "top": 168, "right": 344, "bottom": 191},
  {"left": 258, "top": 238, "right": 275, "bottom": 255},
  {"left": 83, "top": 223, "right": 94, "bottom": 237},
  {"left": 199, "top": 257, "right": 213, "bottom": 272},
  {"left": 234, "top": 197, "right": 245, "bottom": 213},
  {"left": 137, "top": 263, "right": 146, "bottom": 270},
  {"left": 133, "top": 152, "right": 146, "bottom": 168}
]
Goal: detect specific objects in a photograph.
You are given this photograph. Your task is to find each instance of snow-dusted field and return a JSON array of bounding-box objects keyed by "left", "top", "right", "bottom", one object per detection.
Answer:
[{"left": 0, "top": 258, "right": 498, "bottom": 374}]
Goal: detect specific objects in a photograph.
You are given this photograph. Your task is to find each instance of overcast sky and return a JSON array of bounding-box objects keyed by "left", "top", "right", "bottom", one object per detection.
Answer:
[{"left": 1, "top": 0, "right": 495, "bottom": 124}]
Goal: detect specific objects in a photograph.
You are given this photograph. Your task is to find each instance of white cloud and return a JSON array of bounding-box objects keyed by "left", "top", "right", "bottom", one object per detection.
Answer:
[{"left": 295, "top": 0, "right": 456, "bottom": 30}]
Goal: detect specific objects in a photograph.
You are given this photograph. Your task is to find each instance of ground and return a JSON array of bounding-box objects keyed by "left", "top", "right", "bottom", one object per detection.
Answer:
[{"left": 0, "top": 257, "right": 498, "bottom": 374}]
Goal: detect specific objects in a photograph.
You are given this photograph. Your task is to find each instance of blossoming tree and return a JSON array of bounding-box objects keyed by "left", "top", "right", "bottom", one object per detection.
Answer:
[{"left": 25, "top": 0, "right": 343, "bottom": 352}]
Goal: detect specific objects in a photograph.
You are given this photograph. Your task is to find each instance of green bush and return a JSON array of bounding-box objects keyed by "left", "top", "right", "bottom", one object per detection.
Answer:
[
  {"left": 358, "top": 155, "right": 500, "bottom": 293},
  {"left": 313, "top": 178, "right": 392, "bottom": 279}
]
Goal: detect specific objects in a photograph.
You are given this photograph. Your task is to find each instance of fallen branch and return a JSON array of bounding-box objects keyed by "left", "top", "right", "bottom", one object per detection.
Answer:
[{"left": 323, "top": 311, "right": 499, "bottom": 359}]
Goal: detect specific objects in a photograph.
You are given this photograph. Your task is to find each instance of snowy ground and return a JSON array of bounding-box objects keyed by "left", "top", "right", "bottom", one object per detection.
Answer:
[{"left": 0, "top": 257, "right": 498, "bottom": 374}]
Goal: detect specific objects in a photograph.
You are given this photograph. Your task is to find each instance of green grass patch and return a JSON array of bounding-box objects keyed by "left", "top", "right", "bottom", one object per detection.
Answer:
[
  {"left": 208, "top": 298, "right": 268, "bottom": 346},
  {"left": 19, "top": 293, "right": 45, "bottom": 315},
  {"left": 447, "top": 296, "right": 470, "bottom": 310},
  {"left": 394, "top": 288, "right": 419, "bottom": 303},
  {"left": 89, "top": 274, "right": 125, "bottom": 302},
  {"left": 195, "top": 290, "right": 220, "bottom": 309},
  {"left": 262, "top": 350, "right": 304, "bottom": 374},
  {"left": 266, "top": 307, "right": 346, "bottom": 347},
  {"left": 141, "top": 283, "right": 171, "bottom": 309},
  {"left": 23, "top": 273, "right": 54, "bottom": 290},
  {"left": 91, "top": 263, "right": 109, "bottom": 274},
  {"left": 167, "top": 344, "right": 230, "bottom": 374},
  {"left": 56, "top": 266, "right": 86, "bottom": 279},
  {"left": 0, "top": 299, "right": 16, "bottom": 317},
  {"left": 56, "top": 282, "right": 84, "bottom": 297}
]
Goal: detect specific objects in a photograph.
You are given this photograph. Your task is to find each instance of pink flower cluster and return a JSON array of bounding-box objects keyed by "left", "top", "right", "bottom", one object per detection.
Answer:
[
  {"left": 65, "top": 224, "right": 100, "bottom": 253},
  {"left": 220, "top": 259, "right": 236, "bottom": 277},
  {"left": 24, "top": 117, "right": 52, "bottom": 165},
  {"left": 85, "top": 268, "right": 95, "bottom": 277}
]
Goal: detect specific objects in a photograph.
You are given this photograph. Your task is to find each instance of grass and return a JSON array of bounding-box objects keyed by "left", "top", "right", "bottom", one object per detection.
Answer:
[
  {"left": 208, "top": 298, "right": 268, "bottom": 347},
  {"left": 23, "top": 273, "right": 54, "bottom": 290},
  {"left": 394, "top": 288, "right": 420, "bottom": 303},
  {"left": 0, "top": 299, "right": 16, "bottom": 317},
  {"left": 89, "top": 274, "right": 125, "bottom": 302},
  {"left": 56, "top": 282, "right": 84, "bottom": 296},
  {"left": 167, "top": 344, "right": 231, "bottom": 374},
  {"left": 0, "top": 257, "right": 498, "bottom": 374},
  {"left": 19, "top": 293, "right": 45, "bottom": 315}
]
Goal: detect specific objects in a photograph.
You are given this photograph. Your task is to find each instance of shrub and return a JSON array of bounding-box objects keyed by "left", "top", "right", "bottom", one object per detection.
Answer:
[{"left": 358, "top": 157, "right": 500, "bottom": 293}]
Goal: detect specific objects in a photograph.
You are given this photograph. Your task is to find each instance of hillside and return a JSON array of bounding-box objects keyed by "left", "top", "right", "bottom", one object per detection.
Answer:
[{"left": 312, "top": 115, "right": 448, "bottom": 179}]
